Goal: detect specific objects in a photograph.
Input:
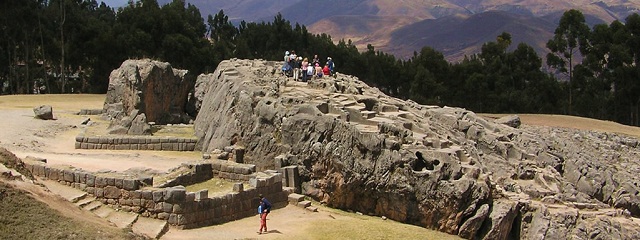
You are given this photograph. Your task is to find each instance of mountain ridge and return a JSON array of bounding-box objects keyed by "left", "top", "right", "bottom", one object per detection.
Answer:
[{"left": 158, "top": 0, "right": 640, "bottom": 60}]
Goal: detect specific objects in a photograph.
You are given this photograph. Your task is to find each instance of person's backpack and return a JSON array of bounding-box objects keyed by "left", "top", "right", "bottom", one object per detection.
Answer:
[{"left": 307, "top": 66, "right": 314, "bottom": 75}]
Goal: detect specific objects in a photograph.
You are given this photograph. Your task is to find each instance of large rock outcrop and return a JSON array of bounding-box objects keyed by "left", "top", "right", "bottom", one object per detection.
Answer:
[
  {"left": 194, "top": 59, "right": 640, "bottom": 239},
  {"left": 104, "top": 59, "right": 194, "bottom": 128}
]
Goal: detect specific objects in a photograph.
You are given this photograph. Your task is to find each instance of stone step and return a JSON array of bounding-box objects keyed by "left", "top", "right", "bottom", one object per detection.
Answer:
[
  {"left": 83, "top": 200, "right": 104, "bottom": 211},
  {"left": 75, "top": 196, "right": 96, "bottom": 208},
  {"left": 132, "top": 216, "right": 169, "bottom": 239},
  {"left": 288, "top": 193, "right": 305, "bottom": 205},
  {"left": 305, "top": 206, "right": 318, "bottom": 212},
  {"left": 341, "top": 100, "right": 358, "bottom": 107},
  {"left": 93, "top": 205, "right": 115, "bottom": 218},
  {"left": 41, "top": 179, "right": 87, "bottom": 203},
  {"left": 107, "top": 210, "right": 139, "bottom": 229},
  {"left": 297, "top": 200, "right": 312, "bottom": 208},
  {"left": 361, "top": 110, "right": 377, "bottom": 119}
]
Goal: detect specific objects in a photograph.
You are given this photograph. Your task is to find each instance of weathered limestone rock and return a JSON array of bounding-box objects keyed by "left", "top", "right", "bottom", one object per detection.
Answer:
[
  {"left": 127, "top": 113, "right": 151, "bottom": 135},
  {"left": 193, "top": 59, "right": 640, "bottom": 240},
  {"left": 495, "top": 115, "right": 521, "bottom": 128},
  {"left": 104, "top": 59, "right": 195, "bottom": 127},
  {"left": 33, "top": 105, "right": 54, "bottom": 120}
]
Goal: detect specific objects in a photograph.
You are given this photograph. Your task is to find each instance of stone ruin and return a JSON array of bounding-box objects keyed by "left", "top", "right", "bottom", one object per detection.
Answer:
[
  {"left": 51, "top": 57, "right": 640, "bottom": 239},
  {"left": 190, "top": 59, "right": 640, "bottom": 239}
]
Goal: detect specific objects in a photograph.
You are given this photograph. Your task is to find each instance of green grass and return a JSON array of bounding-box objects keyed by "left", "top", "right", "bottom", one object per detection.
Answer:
[{"left": 0, "top": 182, "right": 137, "bottom": 240}]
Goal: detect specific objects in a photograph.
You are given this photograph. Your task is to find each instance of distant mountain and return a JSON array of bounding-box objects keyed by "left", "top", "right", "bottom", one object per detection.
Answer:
[
  {"left": 161, "top": 0, "right": 640, "bottom": 61},
  {"left": 387, "top": 11, "right": 556, "bottom": 61}
]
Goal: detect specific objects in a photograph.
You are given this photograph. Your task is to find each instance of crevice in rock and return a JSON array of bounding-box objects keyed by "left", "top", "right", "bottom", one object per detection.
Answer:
[
  {"left": 508, "top": 207, "right": 522, "bottom": 240},
  {"left": 413, "top": 152, "right": 439, "bottom": 172},
  {"left": 357, "top": 98, "right": 377, "bottom": 111}
]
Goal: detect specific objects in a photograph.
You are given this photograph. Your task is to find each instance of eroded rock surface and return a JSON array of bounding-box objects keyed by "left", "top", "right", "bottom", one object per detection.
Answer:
[
  {"left": 194, "top": 59, "right": 640, "bottom": 239},
  {"left": 104, "top": 59, "right": 194, "bottom": 129}
]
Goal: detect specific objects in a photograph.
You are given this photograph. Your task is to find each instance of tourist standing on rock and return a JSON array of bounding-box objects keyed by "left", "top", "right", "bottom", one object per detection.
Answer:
[
  {"left": 327, "top": 57, "right": 335, "bottom": 76},
  {"left": 282, "top": 51, "right": 291, "bottom": 77},
  {"left": 301, "top": 58, "right": 309, "bottom": 82},
  {"left": 258, "top": 194, "right": 272, "bottom": 234},
  {"left": 293, "top": 57, "right": 301, "bottom": 81},
  {"left": 314, "top": 63, "right": 324, "bottom": 78},
  {"left": 312, "top": 54, "right": 320, "bottom": 66}
]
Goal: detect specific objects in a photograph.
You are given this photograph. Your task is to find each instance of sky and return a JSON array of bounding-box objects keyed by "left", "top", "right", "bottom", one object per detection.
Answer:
[{"left": 101, "top": 0, "right": 129, "bottom": 8}]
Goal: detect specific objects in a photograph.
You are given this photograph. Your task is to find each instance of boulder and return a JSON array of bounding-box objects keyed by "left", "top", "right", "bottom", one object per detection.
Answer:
[
  {"left": 495, "top": 115, "right": 521, "bottom": 128},
  {"left": 104, "top": 59, "right": 195, "bottom": 126},
  {"left": 33, "top": 105, "right": 54, "bottom": 120},
  {"left": 127, "top": 113, "right": 151, "bottom": 135}
]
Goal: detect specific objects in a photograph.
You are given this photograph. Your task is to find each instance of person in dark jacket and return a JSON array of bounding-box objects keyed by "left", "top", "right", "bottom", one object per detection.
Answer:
[{"left": 258, "top": 194, "right": 272, "bottom": 234}]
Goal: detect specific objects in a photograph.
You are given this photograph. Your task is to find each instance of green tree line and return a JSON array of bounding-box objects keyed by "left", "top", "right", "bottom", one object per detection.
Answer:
[{"left": 1, "top": 0, "right": 639, "bottom": 126}]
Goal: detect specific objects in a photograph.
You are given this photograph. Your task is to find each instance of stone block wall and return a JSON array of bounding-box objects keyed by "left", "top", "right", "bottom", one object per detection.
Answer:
[
  {"left": 15, "top": 157, "right": 285, "bottom": 229},
  {"left": 212, "top": 160, "right": 256, "bottom": 181},
  {"left": 74, "top": 135, "right": 197, "bottom": 151},
  {"left": 77, "top": 109, "right": 105, "bottom": 115}
]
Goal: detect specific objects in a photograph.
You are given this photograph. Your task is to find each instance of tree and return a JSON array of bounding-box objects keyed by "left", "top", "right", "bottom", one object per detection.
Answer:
[{"left": 546, "top": 9, "right": 591, "bottom": 114}]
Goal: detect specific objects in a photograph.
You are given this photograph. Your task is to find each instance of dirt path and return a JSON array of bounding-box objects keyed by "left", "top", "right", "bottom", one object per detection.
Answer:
[
  {"left": 162, "top": 205, "right": 331, "bottom": 240},
  {"left": 0, "top": 95, "right": 200, "bottom": 174}
]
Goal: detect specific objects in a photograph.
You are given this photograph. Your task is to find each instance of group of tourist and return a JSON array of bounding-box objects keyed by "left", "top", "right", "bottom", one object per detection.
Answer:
[{"left": 282, "top": 51, "right": 335, "bottom": 82}]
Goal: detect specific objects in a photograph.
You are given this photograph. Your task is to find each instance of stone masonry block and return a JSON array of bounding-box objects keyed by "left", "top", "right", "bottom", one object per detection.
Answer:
[
  {"left": 181, "top": 192, "right": 193, "bottom": 203},
  {"left": 233, "top": 183, "right": 244, "bottom": 192},
  {"left": 86, "top": 174, "right": 95, "bottom": 187},
  {"left": 164, "top": 187, "right": 187, "bottom": 203},
  {"left": 142, "top": 190, "right": 153, "bottom": 200},
  {"left": 114, "top": 178, "right": 123, "bottom": 188},
  {"left": 153, "top": 190, "right": 164, "bottom": 202},
  {"left": 195, "top": 190, "right": 208, "bottom": 201},
  {"left": 288, "top": 193, "right": 305, "bottom": 205},
  {"left": 106, "top": 177, "right": 115, "bottom": 186},
  {"left": 103, "top": 186, "right": 121, "bottom": 198},
  {"left": 163, "top": 202, "right": 174, "bottom": 213},
  {"left": 123, "top": 179, "right": 139, "bottom": 191},
  {"left": 63, "top": 170, "right": 74, "bottom": 182},
  {"left": 285, "top": 166, "right": 301, "bottom": 194}
]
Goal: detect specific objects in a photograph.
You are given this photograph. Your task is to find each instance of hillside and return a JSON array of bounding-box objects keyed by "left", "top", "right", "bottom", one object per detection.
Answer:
[
  {"left": 387, "top": 11, "right": 556, "bottom": 61},
  {"left": 169, "top": 0, "right": 640, "bottom": 60}
]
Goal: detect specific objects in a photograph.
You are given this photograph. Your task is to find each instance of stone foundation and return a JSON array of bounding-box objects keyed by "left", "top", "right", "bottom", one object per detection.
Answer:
[
  {"left": 74, "top": 135, "right": 197, "bottom": 151},
  {"left": 14, "top": 156, "right": 287, "bottom": 229}
]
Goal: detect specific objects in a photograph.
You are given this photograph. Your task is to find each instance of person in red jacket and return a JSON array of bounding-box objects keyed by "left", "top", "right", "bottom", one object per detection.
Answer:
[{"left": 322, "top": 64, "right": 330, "bottom": 76}]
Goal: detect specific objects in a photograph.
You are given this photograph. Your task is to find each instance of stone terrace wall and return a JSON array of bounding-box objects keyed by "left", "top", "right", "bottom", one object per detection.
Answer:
[
  {"left": 158, "top": 160, "right": 256, "bottom": 188},
  {"left": 77, "top": 109, "right": 105, "bottom": 115},
  {"left": 15, "top": 156, "right": 286, "bottom": 229},
  {"left": 75, "top": 135, "right": 197, "bottom": 151}
]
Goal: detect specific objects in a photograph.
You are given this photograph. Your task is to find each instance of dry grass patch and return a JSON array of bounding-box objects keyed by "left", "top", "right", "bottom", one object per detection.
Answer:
[
  {"left": 303, "top": 203, "right": 462, "bottom": 240},
  {"left": 481, "top": 113, "right": 640, "bottom": 138},
  {"left": 0, "top": 182, "right": 137, "bottom": 240},
  {"left": 0, "top": 94, "right": 105, "bottom": 111},
  {"left": 185, "top": 177, "right": 237, "bottom": 196}
]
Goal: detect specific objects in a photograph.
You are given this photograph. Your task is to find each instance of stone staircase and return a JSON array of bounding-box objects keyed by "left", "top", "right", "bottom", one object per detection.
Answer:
[
  {"left": 41, "top": 179, "right": 168, "bottom": 239},
  {"left": 288, "top": 193, "right": 317, "bottom": 212}
]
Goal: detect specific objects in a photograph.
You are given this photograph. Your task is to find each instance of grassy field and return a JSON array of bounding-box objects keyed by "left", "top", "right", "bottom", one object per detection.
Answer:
[
  {"left": 303, "top": 205, "right": 463, "bottom": 240},
  {"left": 0, "top": 182, "right": 136, "bottom": 240},
  {"left": 185, "top": 177, "right": 237, "bottom": 196},
  {"left": 0, "top": 94, "right": 105, "bottom": 111},
  {"left": 481, "top": 113, "right": 640, "bottom": 138}
]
